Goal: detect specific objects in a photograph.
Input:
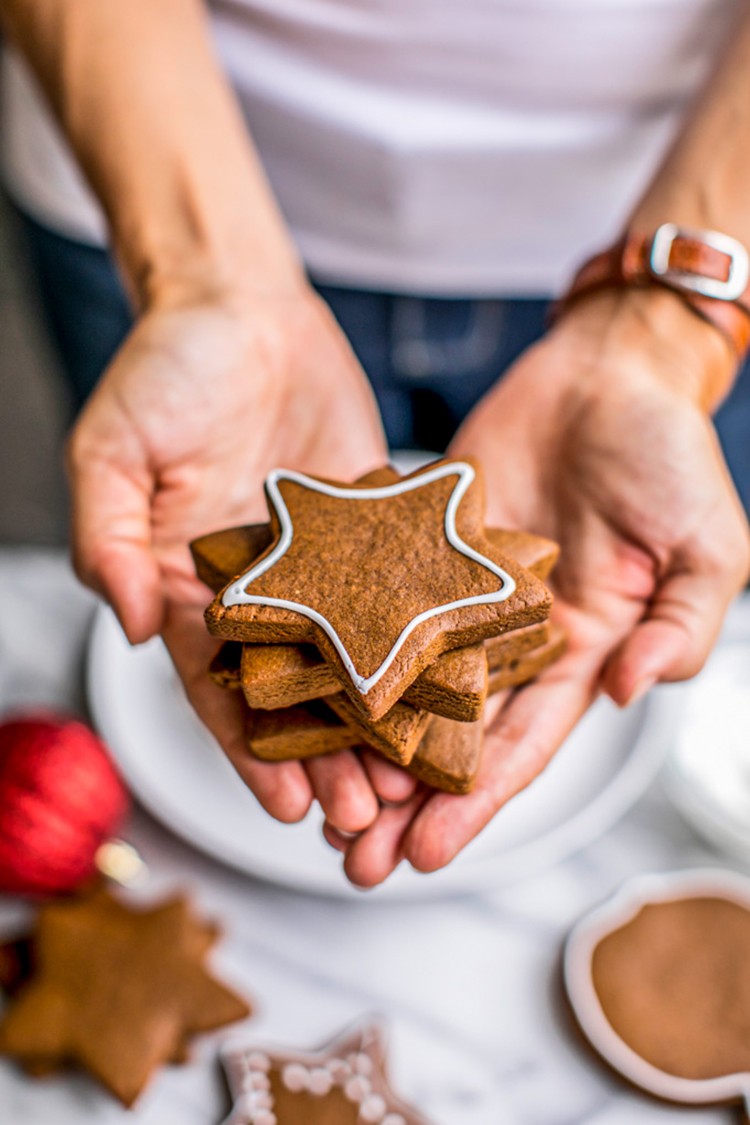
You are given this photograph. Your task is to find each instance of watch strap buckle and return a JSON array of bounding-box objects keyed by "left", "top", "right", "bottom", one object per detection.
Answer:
[{"left": 649, "top": 223, "right": 750, "bottom": 302}]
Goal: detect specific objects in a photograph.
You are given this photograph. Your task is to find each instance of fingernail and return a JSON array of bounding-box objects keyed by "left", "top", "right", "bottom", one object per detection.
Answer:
[
  {"left": 322, "top": 824, "right": 355, "bottom": 853},
  {"left": 625, "top": 676, "right": 656, "bottom": 707}
]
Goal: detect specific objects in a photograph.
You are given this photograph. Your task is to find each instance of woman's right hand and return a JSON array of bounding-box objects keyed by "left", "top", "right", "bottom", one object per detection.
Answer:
[{"left": 67, "top": 278, "right": 406, "bottom": 833}]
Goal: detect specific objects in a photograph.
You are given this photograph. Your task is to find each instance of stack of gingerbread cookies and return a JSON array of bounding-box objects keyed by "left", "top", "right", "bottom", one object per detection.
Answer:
[{"left": 193, "top": 458, "right": 565, "bottom": 795}]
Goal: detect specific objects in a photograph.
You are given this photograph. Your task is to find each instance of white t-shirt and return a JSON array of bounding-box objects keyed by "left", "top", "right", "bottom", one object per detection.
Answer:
[{"left": 0, "top": 0, "right": 739, "bottom": 295}]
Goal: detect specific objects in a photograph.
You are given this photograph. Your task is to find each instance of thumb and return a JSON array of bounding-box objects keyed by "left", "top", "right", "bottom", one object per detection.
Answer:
[
  {"left": 67, "top": 436, "right": 163, "bottom": 644},
  {"left": 601, "top": 567, "right": 736, "bottom": 706}
]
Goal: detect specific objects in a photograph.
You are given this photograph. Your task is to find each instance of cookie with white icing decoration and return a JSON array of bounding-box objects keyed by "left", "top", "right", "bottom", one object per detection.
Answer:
[
  {"left": 194, "top": 462, "right": 562, "bottom": 791},
  {"left": 204, "top": 459, "right": 551, "bottom": 722},
  {"left": 220, "top": 1019, "right": 432, "bottom": 1125},
  {"left": 564, "top": 869, "right": 750, "bottom": 1120},
  {"left": 236, "top": 636, "right": 490, "bottom": 725},
  {"left": 193, "top": 491, "right": 559, "bottom": 726},
  {"left": 209, "top": 622, "right": 560, "bottom": 718}
]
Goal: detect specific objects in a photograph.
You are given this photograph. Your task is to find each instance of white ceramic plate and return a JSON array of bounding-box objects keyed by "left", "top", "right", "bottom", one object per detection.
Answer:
[
  {"left": 662, "top": 593, "right": 750, "bottom": 865},
  {"left": 87, "top": 605, "right": 672, "bottom": 899}
]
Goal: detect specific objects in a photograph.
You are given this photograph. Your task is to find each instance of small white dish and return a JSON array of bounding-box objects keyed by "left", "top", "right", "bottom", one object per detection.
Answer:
[
  {"left": 662, "top": 594, "right": 750, "bottom": 865},
  {"left": 87, "top": 605, "right": 670, "bottom": 900},
  {"left": 564, "top": 867, "right": 750, "bottom": 1112}
]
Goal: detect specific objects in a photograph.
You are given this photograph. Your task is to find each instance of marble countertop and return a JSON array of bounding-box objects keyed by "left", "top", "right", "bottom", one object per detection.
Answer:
[{"left": 0, "top": 549, "right": 741, "bottom": 1125}]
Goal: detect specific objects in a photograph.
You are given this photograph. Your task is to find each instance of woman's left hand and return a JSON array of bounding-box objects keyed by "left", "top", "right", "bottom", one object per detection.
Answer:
[{"left": 331, "top": 288, "right": 750, "bottom": 887}]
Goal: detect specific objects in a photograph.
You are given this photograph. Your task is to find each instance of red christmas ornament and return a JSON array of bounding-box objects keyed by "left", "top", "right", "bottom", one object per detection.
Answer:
[{"left": 0, "top": 715, "right": 130, "bottom": 897}]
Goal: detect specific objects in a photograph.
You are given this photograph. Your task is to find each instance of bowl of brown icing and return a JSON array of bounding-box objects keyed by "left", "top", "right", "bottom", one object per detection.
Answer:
[{"left": 564, "top": 869, "right": 750, "bottom": 1119}]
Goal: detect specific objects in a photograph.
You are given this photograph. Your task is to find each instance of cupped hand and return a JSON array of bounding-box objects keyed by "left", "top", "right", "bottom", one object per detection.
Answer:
[
  {"left": 339, "top": 289, "right": 750, "bottom": 887},
  {"left": 67, "top": 280, "right": 397, "bottom": 829}
]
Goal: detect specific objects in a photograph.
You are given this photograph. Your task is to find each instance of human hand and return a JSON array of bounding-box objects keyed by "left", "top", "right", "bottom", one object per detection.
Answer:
[
  {"left": 67, "top": 279, "right": 406, "bottom": 831},
  {"left": 335, "top": 288, "right": 750, "bottom": 886}
]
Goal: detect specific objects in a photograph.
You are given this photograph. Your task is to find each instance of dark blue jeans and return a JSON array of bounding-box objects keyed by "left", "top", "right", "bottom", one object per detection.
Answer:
[{"left": 18, "top": 208, "right": 750, "bottom": 515}]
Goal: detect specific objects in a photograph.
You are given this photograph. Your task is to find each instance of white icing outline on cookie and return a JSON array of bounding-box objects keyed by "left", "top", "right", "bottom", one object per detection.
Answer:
[
  {"left": 564, "top": 868, "right": 750, "bottom": 1111},
  {"left": 221, "top": 462, "right": 516, "bottom": 695}
]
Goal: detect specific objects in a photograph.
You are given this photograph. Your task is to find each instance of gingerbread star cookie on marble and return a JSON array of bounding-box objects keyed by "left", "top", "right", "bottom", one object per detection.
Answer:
[
  {"left": 205, "top": 459, "right": 551, "bottom": 721},
  {"left": 0, "top": 926, "right": 203, "bottom": 1075},
  {"left": 221, "top": 1019, "right": 432, "bottom": 1125},
  {"left": 0, "top": 934, "right": 32, "bottom": 997},
  {"left": 0, "top": 886, "right": 250, "bottom": 1105}
]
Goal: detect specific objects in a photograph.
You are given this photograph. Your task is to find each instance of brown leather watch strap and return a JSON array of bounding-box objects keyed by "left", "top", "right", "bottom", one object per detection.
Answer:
[{"left": 554, "top": 224, "right": 750, "bottom": 357}]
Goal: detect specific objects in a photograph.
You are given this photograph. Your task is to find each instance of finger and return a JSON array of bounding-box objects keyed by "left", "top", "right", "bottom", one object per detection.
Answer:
[
  {"left": 404, "top": 653, "right": 599, "bottom": 873},
  {"left": 164, "top": 606, "right": 313, "bottom": 823},
  {"left": 601, "top": 565, "right": 744, "bottom": 707},
  {"left": 343, "top": 791, "right": 430, "bottom": 888},
  {"left": 196, "top": 687, "right": 314, "bottom": 824},
  {"left": 484, "top": 688, "right": 510, "bottom": 725},
  {"left": 359, "top": 749, "right": 419, "bottom": 805},
  {"left": 305, "top": 751, "right": 380, "bottom": 834},
  {"left": 221, "top": 715, "right": 314, "bottom": 824},
  {"left": 67, "top": 432, "right": 162, "bottom": 644},
  {"left": 322, "top": 822, "right": 358, "bottom": 853},
  {"left": 194, "top": 689, "right": 314, "bottom": 823},
  {"left": 228, "top": 756, "right": 314, "bottom": 823}
]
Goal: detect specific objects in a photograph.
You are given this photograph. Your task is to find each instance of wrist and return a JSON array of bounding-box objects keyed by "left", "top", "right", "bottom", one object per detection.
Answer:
[
  {"left": 549, "top": 286, "right": 738, "bottom": 411},
  {"left": 114, "top": 195, "right": 306, "bottom": 314}
]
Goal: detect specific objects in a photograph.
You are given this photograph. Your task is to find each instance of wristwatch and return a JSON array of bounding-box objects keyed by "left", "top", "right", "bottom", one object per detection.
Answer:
[{"left": 554, "top": 223, "right": 750, "bottom": 357}]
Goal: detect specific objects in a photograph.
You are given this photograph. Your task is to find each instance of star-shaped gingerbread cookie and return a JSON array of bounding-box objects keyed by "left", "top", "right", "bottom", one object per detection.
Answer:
[
  {"left": 204, "top": 459, "right": 551, "bottom": 720},
  {"left": 221, "top": 1019, "right": 432, "bottom": 1125},
  {"left": 191, "top": 518, "right": 559, "bottom": 600},
  {"left": 0, "top": 934, "right": 32, "bottom": 997},
  {"left": 196, "top": 518, "right": 558, "bottom": 724},
  {"left": 238, "top": 620, "right": 566, "bottom": 793},
  {"left": 0, "top": 924, "right": 214, "bottom": 1075},
  {"left": 0, "top": 886, "right": 250, "bottom": 1105}
]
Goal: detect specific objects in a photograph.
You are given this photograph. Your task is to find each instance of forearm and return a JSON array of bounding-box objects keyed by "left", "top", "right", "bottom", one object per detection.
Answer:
[
  {"left": 556, "top": 7, "right": 750, "bottom": 411},
  {"left": 1, "top": 0, "right": 302, "bottom": 305},
  {"left": 621, "top": 5, "right": 750, "bottom": 404},
  {"left": 631, "top": 5, "right": 750, "bottom": 240}
]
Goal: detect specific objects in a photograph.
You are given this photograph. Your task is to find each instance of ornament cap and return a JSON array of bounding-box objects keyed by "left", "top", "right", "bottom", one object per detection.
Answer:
[{"left": 95, "top": 840, "right": 148, "bottom": 887}]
